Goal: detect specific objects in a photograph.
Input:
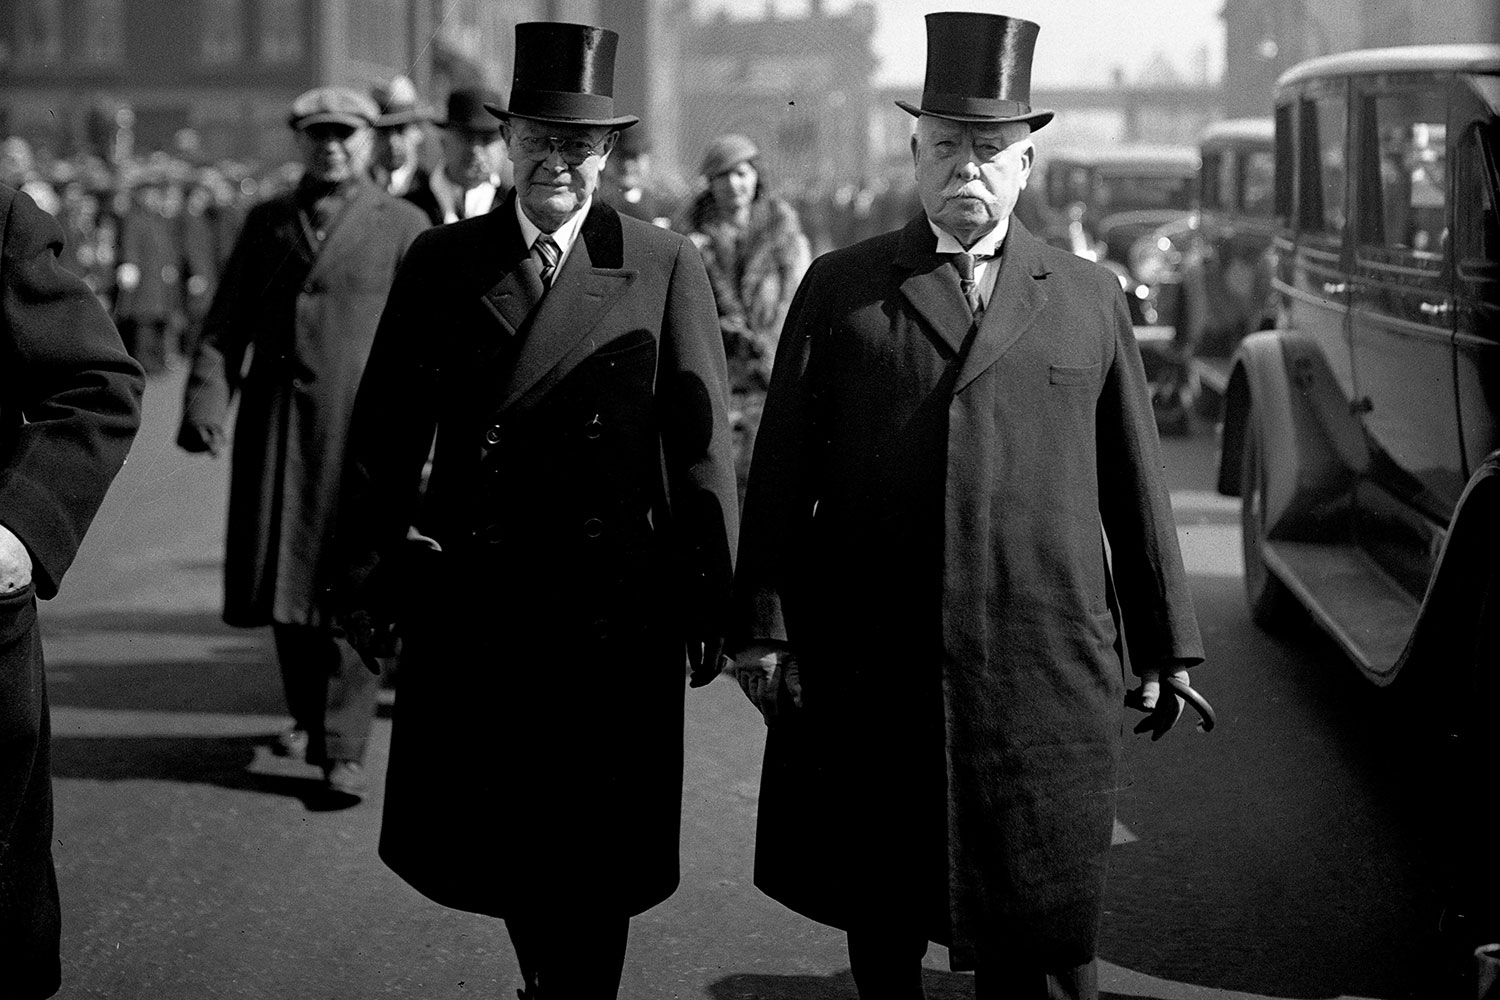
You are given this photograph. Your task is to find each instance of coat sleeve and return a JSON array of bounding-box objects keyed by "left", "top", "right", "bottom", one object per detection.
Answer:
[
  {"left": 658, "top": 237, "right": 740, "bottom": 674},
  {"left": 177, "top": 201, "right": 268, "bottom": 448},
  {"left": 0, "top": 188, "right": 145, "bottom": 598},
  {"left": 1095, "top": 283, "right": 1205, "bottom": 673},
  {"left": 332, "top": 230, "right": 443, "bottom": 623},
  {"left": 729, "top": 253, "right": 828, "bottom": 648}
]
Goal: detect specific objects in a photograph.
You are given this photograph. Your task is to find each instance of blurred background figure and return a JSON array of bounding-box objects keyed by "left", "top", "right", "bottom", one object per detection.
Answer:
[
  {"left": 676, "top": 133, "right": 810, "bottom": 498},
  {"left": 601, "top": 127, "right": 674, "bottom": 227},
  {"left": 113, "top": 164, "right": 184, "bottom": 375},
  {"left": 431, "top": 86, "right": 511, "bottom": 223},
  {"left": 371, "top": 75, "right": 441, "bottom": 226}
]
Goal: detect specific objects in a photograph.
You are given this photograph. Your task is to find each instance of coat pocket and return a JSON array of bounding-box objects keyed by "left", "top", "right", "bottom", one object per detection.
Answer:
[{"left": 1048, "top": 362, "right": 1101, "bottom": 386}]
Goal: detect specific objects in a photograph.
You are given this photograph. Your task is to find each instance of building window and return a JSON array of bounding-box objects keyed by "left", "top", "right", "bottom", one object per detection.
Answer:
[
  {"left": 80, "top": 0, "right": 125, "bottom": 67},
  {"left": 18, "top": 0, "right": 64, "bottom": 67},
  {"left": 260, "top": 0, "right": 305, "bottom": 65},
  {"left": 201, "top": 0, "right": 245, "bottom": 66}
]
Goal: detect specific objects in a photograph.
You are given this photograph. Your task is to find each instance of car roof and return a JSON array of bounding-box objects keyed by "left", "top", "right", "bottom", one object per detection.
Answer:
[
  {"left": 1200, "top": 117, "right": 1274, "bottom": 149},
  {"left": 1045, "top": 145, "right": 1199, "bottom": 173},
  {"left": 1277, "top": 43, "right": 1500, "bottom": 90}
]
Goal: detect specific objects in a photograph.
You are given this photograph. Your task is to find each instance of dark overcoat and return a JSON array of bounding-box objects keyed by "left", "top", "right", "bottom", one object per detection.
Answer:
[
  {"left": 0, "top": 185, "right": 143, "bottom": 999},
  {"left": 338, "top": 195, "right": 738, "bottom": 919},
  {"left": 733, "top": 215, "right": 1204, "bottom": 969},
  {"left": 179, "top": 180, "right": 427, "bottom": 627}
]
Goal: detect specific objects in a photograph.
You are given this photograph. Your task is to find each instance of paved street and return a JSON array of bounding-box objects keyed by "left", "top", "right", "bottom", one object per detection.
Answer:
[{"left": 37, "top": 368, "right": 1445, "bottom": 999}]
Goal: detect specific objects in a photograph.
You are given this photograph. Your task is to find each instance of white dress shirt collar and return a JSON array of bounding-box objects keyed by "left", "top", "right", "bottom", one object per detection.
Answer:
[
  {"left": 515, "top": 195, "right": 591, "bottom": 274},
  {"left": 927, "top": 216, "right": 1008, "bottom": 308}
]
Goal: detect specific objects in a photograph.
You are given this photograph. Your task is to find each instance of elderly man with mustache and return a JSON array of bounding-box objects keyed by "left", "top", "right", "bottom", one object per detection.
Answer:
[{"left": 727, "top": 12, "right": 1208, "bottom": 1000}]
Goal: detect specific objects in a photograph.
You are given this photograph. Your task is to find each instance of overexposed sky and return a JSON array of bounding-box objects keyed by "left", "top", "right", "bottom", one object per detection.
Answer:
[{"left": 697, "top": 0, "right": 1227, "bottom": 87}]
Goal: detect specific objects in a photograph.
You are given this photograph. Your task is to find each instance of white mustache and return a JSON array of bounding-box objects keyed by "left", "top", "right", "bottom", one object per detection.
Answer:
[{"left": 944, "top": 185, "right": 995, "bottom": 203}]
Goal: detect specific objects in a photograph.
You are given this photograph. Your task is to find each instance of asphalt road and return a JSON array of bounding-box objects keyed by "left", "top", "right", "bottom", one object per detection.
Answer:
[{"left": 34, "top": 369, "right": 1450, "bottom": 999}]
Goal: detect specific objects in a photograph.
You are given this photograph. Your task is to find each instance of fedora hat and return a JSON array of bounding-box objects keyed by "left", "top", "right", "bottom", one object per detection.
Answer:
[
  {"left": 895, "top": 12, "right": 1054, "bottom": 131},
  {"left": 484, "top": 22, "right": 639, "bottom": 130},
  {"left": 439, "top": 87, "right": 505, "bottom": 134},
  {"left": 372, "top": 75, "right": 435, "bottom": 127}
]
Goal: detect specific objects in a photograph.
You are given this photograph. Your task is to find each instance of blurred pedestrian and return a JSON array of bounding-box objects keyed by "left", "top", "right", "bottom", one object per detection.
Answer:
[
  {"left": 179, "top": 171, "right": 221, "bottom": 358},
  {"left": 601, "top": 127, "right": 672, "bottom": 227},
  {"left": 430, "top": 86, "right": 511, "bottom": 223},
  {"left": 371, "top": 75, "right": 441, "bottom": 226},
  {"left": 175, "top": 87, "right": 428, "bottom": 800},
  {"left": 677, "top": 133, "right": 810, "bottom": 497},
  {"left": 336, "top": 22, "right": 737, "bottom": 998},
  {"left": 114, "top": 168, "right": 182, "bottom": 374},
  {"left": 728, "top": 13, "right": 1208, "bottom": 1000},
  {"left": 0, "top": 182, "right": 144, "bottom": 1000}
]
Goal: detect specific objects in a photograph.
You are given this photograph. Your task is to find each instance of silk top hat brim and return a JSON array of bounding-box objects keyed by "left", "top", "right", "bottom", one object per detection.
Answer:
[
  {"left": 485, "top": 22, "right": 639, "bottom": 131},
  {"left": 896, "top": 11, "right": 1054, "bottom": 131}
]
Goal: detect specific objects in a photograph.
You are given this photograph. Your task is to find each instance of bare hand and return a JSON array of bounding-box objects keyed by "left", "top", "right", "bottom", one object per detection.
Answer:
[
  {"left": 0, "top": 523, "right": 34, "bottom": 593},
  {"left": 1126, "top": 668, "right": 1216, "bottom": 739},
  {"left": 732, "top": 644, "right": 802, "bottom": 724}
]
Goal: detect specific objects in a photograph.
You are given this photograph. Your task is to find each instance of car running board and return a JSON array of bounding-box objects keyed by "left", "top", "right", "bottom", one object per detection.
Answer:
[{"left": 1262, "top": 540, "right": 1418, "bottom": 680}]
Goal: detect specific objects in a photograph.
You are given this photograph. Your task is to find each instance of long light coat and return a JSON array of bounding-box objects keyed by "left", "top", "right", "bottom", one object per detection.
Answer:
[
  {"left": 179, "top": 180, "right": 428, "bottom": 627},
  {"left": 337, "top": 196, "right": 738, "bottom": 919},
  {"left": 733, "top": 214, "right": 1204, "bottom": 969}
]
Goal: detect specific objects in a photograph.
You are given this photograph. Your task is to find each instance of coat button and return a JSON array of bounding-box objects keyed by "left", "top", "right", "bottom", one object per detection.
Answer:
[
  {"left": 591, "top": 617, "right": 610, "bottom": 640},
  {"left": 584, "top": 414, "right": 603, "bottom": 439},
  {"left": 302, "top": 281, "right": 315, "bottom": 294},
  {"left": 583, "top": 517, "right": 604, "bottom": 539},
  {"left": 484, "top": 425, "right": 502, "bottom": 445}
]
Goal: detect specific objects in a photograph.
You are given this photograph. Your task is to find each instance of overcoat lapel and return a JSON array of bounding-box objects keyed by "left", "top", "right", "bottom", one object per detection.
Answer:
[
  {"left": 304, "top": 182, "right": 377, "bottom": 285},
  {"left": 495, "top": 202, "right": 637, "bottom": 413},
  {"left": 893, "top": 215, "right": 971, "bottom": 357},
  {"left": 955, "top": 219, "right": 1050, "bottom": 392},
  {"left": 471, "top": 198, "right": 544, "bottom": 338}
]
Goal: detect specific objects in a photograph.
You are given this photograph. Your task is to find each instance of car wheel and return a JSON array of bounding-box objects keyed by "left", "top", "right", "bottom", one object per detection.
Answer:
[{"left": 1239, "top": 405, "right": 1294, "bottom": 628}]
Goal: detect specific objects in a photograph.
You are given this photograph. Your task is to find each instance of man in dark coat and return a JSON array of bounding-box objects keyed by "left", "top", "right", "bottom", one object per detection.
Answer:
[
  {"left": 728, "top": 14, "right": 1208, "bottom": 1000},
  {"left": 177, "top": 87, "right": 429, "bottom": 798},
  {"left": 0, "top": 183, "right": 144, "bottom": 999},
  {"left": 337, "top": 22, "right": 737, "bottom": 999},
  {"left": 429, "top": 87, "right": 513, "bottom": 224},
  {"left": 370, "top": 75, "right": 442, "bottom": 226}
]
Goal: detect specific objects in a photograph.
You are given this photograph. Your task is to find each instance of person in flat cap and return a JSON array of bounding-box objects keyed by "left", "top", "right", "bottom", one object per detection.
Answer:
[
  {"left": 428, "top": 86, "right": 512, "bottom": 224},
  {"left": 370, "top": 75, "right": 442, "bottom": 225},
  {"left": 335, "top": 20, "right": 736, "bottom": 999},
  {"left": 727, "top": 12, "right": 1210, "bottom": 999},
  {"left": 176, "top": 86, "right": 429, "bottom": 801}
]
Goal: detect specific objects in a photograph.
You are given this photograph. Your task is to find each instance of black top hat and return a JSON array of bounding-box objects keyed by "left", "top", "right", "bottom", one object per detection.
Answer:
[
  {"left": 895, "top": 12, "right": 1054, "bottom": 131},
  {"left": 484, "top": 22, "right": 639, "bottom": 131},
  {"left": 439, "top": 87, "right": 505, "bottom": 134}
]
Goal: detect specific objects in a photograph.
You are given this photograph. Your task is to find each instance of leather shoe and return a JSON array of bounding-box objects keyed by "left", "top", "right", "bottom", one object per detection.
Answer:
[
  {"left": 271, "top": 727, "right": 308, "bottom": 761},
  {"left": 323, "top": 761, "right": 367, "bottom": 798}
]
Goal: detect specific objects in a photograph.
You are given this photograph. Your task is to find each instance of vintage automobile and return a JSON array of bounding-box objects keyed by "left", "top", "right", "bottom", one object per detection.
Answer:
[
  {"left": 1037, "top": 145, "right": 1198, "bottom": 319},
  {"left": 1129, "top": 119, "right": 1278, "bottom": 429},
  {"left": 1216, "top": 43, "right": 1499, "bottom": 960}
]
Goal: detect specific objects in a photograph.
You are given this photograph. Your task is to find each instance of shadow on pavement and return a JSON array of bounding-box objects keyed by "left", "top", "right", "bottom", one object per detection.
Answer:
[
  {"left": 50, "top": 734, "right": 363, "bottom": 812},
  {"left": 40, "top": 607, "right": 242, "bottom": 639},
  {"left": 705, "top": 970, "right": 1140, "bottom": 1000}
]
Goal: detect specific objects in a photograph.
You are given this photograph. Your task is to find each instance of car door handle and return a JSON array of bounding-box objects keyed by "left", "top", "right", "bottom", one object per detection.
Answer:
[
  {"left": 1322, "top": 282, "right": 1349, "bottom": 295},
  {"left": 1419, "top": 300, "right": 1452, "bottom": 316}
]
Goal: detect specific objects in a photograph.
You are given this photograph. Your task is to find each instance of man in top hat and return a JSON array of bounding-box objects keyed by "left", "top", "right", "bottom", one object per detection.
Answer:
[
  {"left": 335, "top": 21, "right": 736, "bottom": 999},
  {"left": 727, "top": 12, "right": 1209, "bottom": 999},
  {"left": 371, "top": 75, "right": 442, "bottom": 225},
  {"left": 430, "top": 86, "right": 512, "bottom": 224},
  {"left": 177, "top": 87, "right": 429, "bottom": 800}
]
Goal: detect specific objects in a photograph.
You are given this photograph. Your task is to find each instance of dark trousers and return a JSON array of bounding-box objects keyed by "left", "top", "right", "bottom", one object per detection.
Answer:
[
  {"left": 847, "top": 928, "right": 1099, "bottom": 1000},
  {"left": 506, "top": 911, "right": 630, "bottom": 998},
  {"left": 271, "top": 623, "right": 378, "bottom": 767},
  {"left": 0, "top": 586, "right": 61, "bottom": 999}
]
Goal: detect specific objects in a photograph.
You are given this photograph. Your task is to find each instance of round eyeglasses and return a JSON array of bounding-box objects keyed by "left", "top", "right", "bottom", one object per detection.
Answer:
[{"left": 514, "top": 135, "right": 608, "bottom": 164}]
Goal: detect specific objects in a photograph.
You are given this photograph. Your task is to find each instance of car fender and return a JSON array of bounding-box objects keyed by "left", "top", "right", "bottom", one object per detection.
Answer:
[
  {"left": 1392, "top": 449, "right": 1500, "bottom": 687},
  {"left": 1216, "top": 330, "right": 1364, "bottom": 537}
]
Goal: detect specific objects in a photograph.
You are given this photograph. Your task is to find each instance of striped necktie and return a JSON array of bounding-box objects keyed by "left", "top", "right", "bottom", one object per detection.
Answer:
[
  {"left": 533, "top": 233, "right": 561, "bottom": 288},
  {"left": 952, "top": 252, "right": 984, "bottom": 319}
]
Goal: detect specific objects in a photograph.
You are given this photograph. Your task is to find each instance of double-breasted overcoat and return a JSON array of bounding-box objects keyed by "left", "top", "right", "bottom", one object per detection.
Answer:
[
  {"left": 337, "top": 195, "right": 738, "bottom": 919},
  {"left": 0, "top": 185, "right": 143, "bottom": 999},
  {"left": 732, "top": 214, "right": 1204, "bottom": 969},
  {"left": 179, "top": 180, "right": 428, "bottom": 627}
]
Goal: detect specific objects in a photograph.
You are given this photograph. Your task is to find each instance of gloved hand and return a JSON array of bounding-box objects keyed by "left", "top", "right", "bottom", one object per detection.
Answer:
[
  {"left": 0, "top": 523, "right": 33, "bottom": 594},
  {"left": 1126, "top": 668, "right": 1216, "bottom": 739},
  {"left": 730, "top": 643, "right": 802, "bottom": 725},
  {"left": 176, "top": 420, "right": 224, "bottom": 457}
]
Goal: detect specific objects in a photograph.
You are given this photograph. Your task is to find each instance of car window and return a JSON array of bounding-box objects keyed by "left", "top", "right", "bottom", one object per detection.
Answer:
[
  {"left": 1299, "top": 88, "right": 1347, "bottom": 237},
  {"left": 1453, "top": 121, "right": 1498, "bottom": 273},
  {"left": 1359, "top": 86, "right": 1448, "bottom": 258},
  {"left": 1201, "top": 150, "right": 1224, "bottom": 209},
  {"left": 1275, "top": 101, "right": 1296, "bottom": 223},
  {"left": 1242, "top": 149, "right": 1275, "bottom": 216}
]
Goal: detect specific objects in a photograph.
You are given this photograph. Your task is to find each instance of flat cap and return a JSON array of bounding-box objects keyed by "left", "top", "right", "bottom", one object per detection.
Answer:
[
  {"left": 700, "top": 133, "right": 758, "bottom": 179},
  {"left": 288, "top": 86, "right": 378, "bottom": 130}
]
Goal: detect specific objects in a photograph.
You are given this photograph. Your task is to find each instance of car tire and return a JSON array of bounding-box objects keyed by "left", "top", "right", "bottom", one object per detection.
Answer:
[{"left": 1239, "top": 405, "right": 1295, "bottom": 629}]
